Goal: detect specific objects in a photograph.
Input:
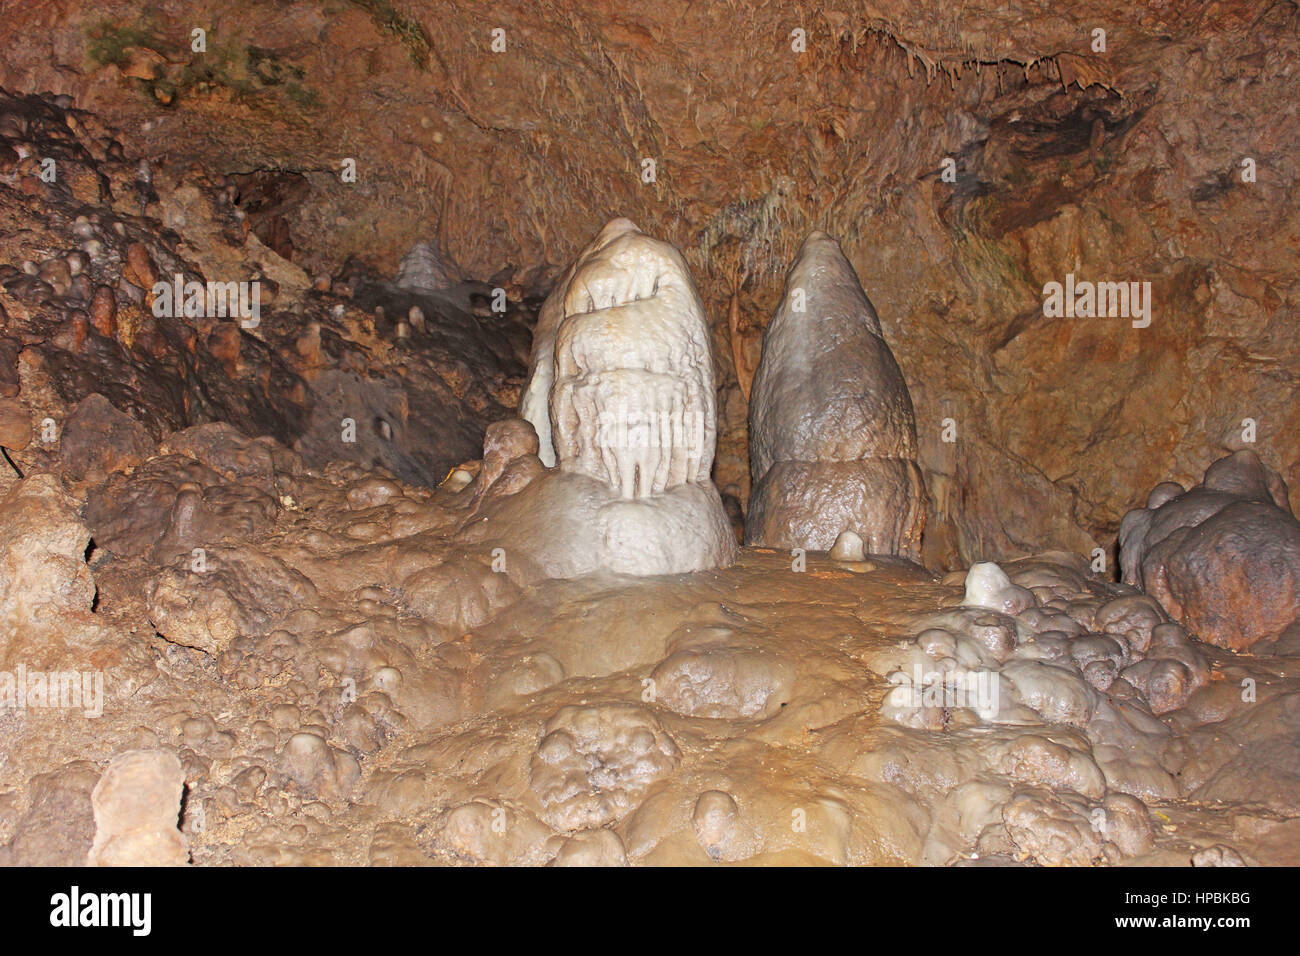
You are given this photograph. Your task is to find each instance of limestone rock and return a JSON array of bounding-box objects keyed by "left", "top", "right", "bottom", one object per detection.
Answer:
[
  {"left": 89, "top": 750, "right": 188, "bottom": 867},
  {"left": 0, "top": 473, "right": 96, "bottom": 629},
  {"left": 746, "top": 232, "right": 925, "bottom": 557},
  {"left": 1120, "top": 451, "right": 1300, "bottom": 651}
]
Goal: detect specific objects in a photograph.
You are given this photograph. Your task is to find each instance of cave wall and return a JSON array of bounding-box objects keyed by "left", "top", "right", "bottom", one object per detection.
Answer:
[{"left": 3, "top": 0, "right": 1296, "bottom": 569}]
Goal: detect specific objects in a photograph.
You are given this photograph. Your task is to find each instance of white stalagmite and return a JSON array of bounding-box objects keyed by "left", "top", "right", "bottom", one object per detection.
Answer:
[
  {"left": 493, "top": 218, "right": 735, "bottom": 576},
  {"left": 394, "top": 239, "right": 460, "bottom": 294}
]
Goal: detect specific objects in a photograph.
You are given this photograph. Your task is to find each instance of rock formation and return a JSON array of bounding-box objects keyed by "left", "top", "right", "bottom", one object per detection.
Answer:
[
  {"left": 1120, "top": 450, "right": 1300, "bottom": 652},
  {"left": 0, "top": 4, "right": 1297, "bottom": 876},
  {"left": 746, "top": 232, "right": 925, "bottom": 556},
  {"left": 394, "top": 239, "right": 460, "bottom": 295},
  {"left": 88, "top": 750, "right": 188, "bottom": 866},
  {"left": 490, "top": 218, "right": 735, "bottom": 578}
]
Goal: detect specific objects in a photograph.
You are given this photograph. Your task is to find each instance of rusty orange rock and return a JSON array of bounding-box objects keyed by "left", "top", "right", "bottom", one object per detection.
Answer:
[
  {"left": 124, "top": 242, "right": 157, "bottom": 290},
  {"left": 88, "top": 285, "right": 117, "bottom": 337}
]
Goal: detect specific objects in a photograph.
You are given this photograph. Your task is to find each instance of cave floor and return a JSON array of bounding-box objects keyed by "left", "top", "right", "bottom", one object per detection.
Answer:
[{"left": 4, "top": 470, "right": 1295, "bottom": 866}]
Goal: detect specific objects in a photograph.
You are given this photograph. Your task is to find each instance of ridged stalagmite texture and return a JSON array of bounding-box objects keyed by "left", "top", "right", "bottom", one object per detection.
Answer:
[
  {"left": 394, "top": 239, "right": 460, "bottom": 294},
  {"left": 523, "top": 217, "right": 716, "bottom": 489},
  {"left": 504, "top": 218, "right": 734, "bottom": 576}
]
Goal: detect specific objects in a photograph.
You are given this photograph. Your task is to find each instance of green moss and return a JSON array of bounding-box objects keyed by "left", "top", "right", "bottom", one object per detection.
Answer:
[
  {"left": 88, "top": 8, "right": 374, "bottom": 111},
  {"left": 247, "top": 45, "right": 307, "bottom": 86},
  {"left": 348, "top": 0, "right": 430, "bottom": 68},
  {"left": 170, "top": 45, "right": 321, "bottom": 110},
  {"left": 283, "top": 81, "right": 321, "bottom": 108},
  {"left": 86, "top": 22, "right": 159, "bottom": 67}
]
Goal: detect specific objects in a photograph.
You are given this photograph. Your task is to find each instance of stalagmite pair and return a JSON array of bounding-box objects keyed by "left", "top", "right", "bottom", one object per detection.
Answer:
[{"left": 503, "top": 218, "right": 924, "bottom": 578}]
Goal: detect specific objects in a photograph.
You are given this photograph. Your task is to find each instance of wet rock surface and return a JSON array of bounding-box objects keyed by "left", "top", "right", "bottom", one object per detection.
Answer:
[
  {"left": 1122, "top": 451, "right": 1300, "bottom": 652},
  {"left": 0, "top": 9, "right": 1295, "bottom": 868},
  {"left": 0, "top": 88, "right": 530, "bottom": 494},
  {"left": 2, "top": 1, "right": 1295, "bottom": 569},
  {"left": 746, "top": 232, "right": 925, "bottom": 556},
  {"left": 0, "top": 415, "right": 1294, "bottom": 866}
]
